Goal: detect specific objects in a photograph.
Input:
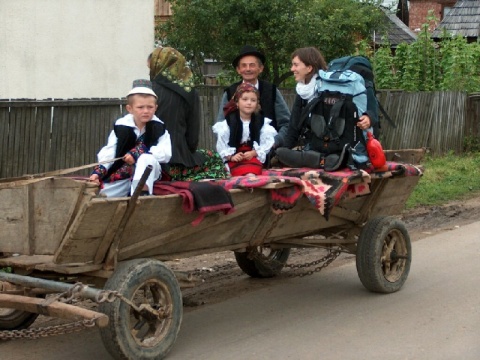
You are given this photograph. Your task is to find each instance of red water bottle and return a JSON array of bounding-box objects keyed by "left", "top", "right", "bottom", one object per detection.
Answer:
[{"left": 366, "top": 132, "right": 386, "bottom": 168}]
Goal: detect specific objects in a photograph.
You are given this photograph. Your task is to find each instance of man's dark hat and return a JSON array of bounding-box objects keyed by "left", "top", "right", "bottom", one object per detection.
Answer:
[{"left": 232, "top": 45, "right": 266, "bottom": 68}]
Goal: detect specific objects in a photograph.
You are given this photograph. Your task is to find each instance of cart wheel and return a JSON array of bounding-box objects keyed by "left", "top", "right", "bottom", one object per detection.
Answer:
[
  {"left": 234, "top": 247, "right": 290, "bottom": 278},
  {"left": 356, "top": 216, "right": 412, "bottom": 293},
  {"left": 0, "top": 274, "right": 43, "bottom": 330},
  {"left": 99, "top": 258, "right": 182, "bottom": 360},
  {"left": 0, "top": 305, "right": 39, "bottom": 330}
]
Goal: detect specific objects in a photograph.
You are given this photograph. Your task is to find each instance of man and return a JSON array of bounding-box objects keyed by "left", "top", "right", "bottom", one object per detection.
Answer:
[{"left": 216, "top": 45, "right": 290, "bottom": 148}]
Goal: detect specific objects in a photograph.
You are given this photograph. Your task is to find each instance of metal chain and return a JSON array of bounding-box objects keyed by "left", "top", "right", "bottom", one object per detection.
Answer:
[
  {"left": 0, "top": 318, "right": 96, "bottom": 341},
  {"left": 0, "top": 282, "right": 120, "bottom": 341},
  {"left": 251, "top": 246, "right": 342, "bottom": 278},
  {"left": 283, "top": 248, "right": 342, "bottom": 278},
  {"left": 262, "top": 213, "right": 283, "bottom": 245}
]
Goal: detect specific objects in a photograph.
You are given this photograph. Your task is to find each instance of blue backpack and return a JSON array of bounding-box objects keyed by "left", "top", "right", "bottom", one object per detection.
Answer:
[
  {"left": 295, "top": 57, "right": 375, "bottom": 169},
  {"left": 316, "top": 68, "right": 368, "bottom": 120},
  {"left": 326, "top": 55, "right": 396, "bottom": 138}
]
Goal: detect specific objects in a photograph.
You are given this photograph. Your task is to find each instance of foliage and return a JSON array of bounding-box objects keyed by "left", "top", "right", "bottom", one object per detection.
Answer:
[
  {"left": 157, "top": 0, "right": 385, "bottom": 85},
  {"left": 372, "top": 10, "right": 480, "bottom": 93},
  {"left": 406, "top": 152, "right": 480, "bottom": 208},
  {"left": 463, "top": 136, "right": 480, "bottom": 153}
]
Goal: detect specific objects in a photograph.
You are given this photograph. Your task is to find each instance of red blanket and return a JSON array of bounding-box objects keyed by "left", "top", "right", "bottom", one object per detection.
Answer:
[{"left": 153, "top": 181, "right": 235, "bottom": 226}]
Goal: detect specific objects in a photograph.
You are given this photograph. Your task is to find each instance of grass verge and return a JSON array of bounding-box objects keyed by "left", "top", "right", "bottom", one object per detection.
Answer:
[{"left": 406, "top": 151, "right": 480, "bottom": 209}]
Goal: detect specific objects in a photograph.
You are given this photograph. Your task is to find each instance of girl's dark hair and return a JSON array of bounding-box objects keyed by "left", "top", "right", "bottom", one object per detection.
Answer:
[{"left": 291, "top": 47, "right": 328, "bottom": 74}]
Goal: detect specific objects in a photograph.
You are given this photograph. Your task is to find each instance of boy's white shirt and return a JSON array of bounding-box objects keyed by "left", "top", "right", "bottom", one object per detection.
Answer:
[{"left": 97, "top": 113, "right": 172, "bottom": 170}]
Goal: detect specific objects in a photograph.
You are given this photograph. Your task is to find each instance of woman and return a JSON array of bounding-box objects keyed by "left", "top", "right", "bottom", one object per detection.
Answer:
[
  {"left": 149, "top": 47, "right": 228, "bottom": 180},
  {"left": 275, "top": 47, "right": 329, "bottom": 168}
]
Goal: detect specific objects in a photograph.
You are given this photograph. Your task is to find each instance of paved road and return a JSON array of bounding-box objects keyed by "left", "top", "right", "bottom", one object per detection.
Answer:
[{"left": 4, "top": 222, "right": 480, "bottom": 360}]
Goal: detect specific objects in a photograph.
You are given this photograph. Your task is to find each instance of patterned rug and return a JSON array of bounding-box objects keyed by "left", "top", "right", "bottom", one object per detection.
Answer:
[{"left": 215, "top": 162, "right": 422, "bottom": 220}]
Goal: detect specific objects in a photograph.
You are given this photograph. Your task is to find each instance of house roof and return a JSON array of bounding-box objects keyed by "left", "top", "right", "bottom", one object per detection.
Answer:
[
  {"left": 374, "top": 7, "right": 417, "bottom": 47},
  {"left": 432, "top": 0, "right": 480, "bottom": 39}
]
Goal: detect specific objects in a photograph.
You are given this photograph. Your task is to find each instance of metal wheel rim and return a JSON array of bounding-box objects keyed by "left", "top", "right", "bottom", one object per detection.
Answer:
[
  {"left": 128, "top": 279, "right": 173, "bottom": 348},
  {"left": 257, "top": 246, "right": 281, "bottom": 261},
  {"left": 0, "top": 308, "right": 17, "bottom": 317},
  {"left": 381, "top": 228, "right": 408, "bottom": 283}
]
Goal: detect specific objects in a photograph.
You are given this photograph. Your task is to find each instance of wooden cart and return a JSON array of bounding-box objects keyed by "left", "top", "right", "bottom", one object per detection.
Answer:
[{"left": 0, "top": 150, "right": 423, "bottom": 359}]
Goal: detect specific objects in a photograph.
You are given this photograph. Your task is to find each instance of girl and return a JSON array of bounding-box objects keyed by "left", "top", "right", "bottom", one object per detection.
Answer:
[{"left": 212, "top": 83, "right": 277, "bottom": 176}]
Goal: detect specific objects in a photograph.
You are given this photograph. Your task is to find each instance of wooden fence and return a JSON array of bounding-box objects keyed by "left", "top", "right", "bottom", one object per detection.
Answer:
[{"left": 0, "top": 90, "right": 478, "bottom": 178}]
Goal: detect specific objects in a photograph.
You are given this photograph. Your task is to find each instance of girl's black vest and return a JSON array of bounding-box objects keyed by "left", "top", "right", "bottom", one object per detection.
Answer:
[{"left": 226, "top": 111, "right": 263, "bottom": 150}]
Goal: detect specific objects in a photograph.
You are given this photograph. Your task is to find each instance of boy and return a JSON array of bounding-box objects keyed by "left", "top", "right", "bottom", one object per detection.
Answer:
[{"left": 89, "top": 79, "right": 172, "bottom": 197}]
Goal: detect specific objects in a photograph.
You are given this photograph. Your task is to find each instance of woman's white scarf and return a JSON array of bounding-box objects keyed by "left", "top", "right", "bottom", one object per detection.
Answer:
[{"left": 296, "top": 73, "right": 318, "bottom": 102}]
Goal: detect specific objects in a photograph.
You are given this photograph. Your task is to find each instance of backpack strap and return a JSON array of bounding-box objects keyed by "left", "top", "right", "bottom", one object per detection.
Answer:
[
  {"left": 298, "top": 96, "right": 322, "bottom": 129},
  {"left": 327, "top": 98, "right": 345, "bottom": 142}
]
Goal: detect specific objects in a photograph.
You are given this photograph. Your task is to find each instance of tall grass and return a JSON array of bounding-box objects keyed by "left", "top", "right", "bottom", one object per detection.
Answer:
[{"left": 406, "top": 152, "right": 480, "bottom": 208}]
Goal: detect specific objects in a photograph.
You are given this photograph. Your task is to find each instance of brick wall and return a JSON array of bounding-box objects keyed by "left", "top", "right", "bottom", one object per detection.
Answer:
[{"left": 409, "top": 0, "right": 457, "bottom": 32}]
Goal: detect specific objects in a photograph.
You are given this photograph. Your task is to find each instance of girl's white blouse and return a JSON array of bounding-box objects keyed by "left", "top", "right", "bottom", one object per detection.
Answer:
[{"left": 212, "top": 117, "right": 277, "bottom": 163}]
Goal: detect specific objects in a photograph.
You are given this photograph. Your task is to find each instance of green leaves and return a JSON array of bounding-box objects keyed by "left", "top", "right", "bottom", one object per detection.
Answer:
[
  {"left": 372, "top": 10, "right": 480, "bottom": 93},
  {"left": 157, "top": 0, "right": 384, "bottom": 85}
]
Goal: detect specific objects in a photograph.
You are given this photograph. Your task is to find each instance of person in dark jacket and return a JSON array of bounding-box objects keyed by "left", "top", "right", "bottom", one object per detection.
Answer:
[
  {"left": 216, "top": 45, "right": 290, "bottom": 148},
  {"left": 275, "top": 47, "right": 329, "bottom": 168},
  {"left": 149, "top": 47, "right": 228, "bottom": 180}
]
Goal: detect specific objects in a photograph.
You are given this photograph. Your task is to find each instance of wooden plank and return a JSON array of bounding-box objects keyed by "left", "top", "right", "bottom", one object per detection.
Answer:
[
  {"left": 32, "top": 178, "right": 92, "bottom": 254},
  {"left": 384, "top": 149, "right": 426, "bottom": 164},
  {"left": 0, "top": 108, "right": 9, "bottom": 178},
  {"left": 0, "top": 255, "right": 53, "bottom": 268},
  {"left": 34, "top": 263, "right": 103, "bottom": 274},
  {"left": 53, "top": 200, "right": 127, "bottom": 264},
  {"left": 117, "top": 193, "right": 270, "bottom": 260},
  {"left": 0, "top": 185, "right": 30, "bottom": 254},
  {"left": 0, "top": 294, "right": 108, "bottom": 327},
  {"left": 37, "top": 107, "right": 52, "bottom": 173},
  {"left": 0, "top": 99, "right": 125, "bottom": 107},
  {"left": 0, "top": 177, "right": 97, "bottom": 256},
  {"left": 93, "top": 202, "right": 128, "bottom": 264}
]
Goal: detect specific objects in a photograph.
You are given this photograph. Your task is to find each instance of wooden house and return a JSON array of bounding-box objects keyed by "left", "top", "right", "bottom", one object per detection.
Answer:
[
  {"left": 375, "top": 7, "right": 418, "bottom": 50},
  {"left": 154, "top": 0, "right": 172, "bottom": 26},
  {"left": 431, "top": 0, "right": 480, "bottom": 41}
]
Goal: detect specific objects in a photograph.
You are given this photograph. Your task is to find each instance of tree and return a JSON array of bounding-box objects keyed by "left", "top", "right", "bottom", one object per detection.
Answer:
[{"left": 158, "top": 0, "right": 385, "bottom": 85}]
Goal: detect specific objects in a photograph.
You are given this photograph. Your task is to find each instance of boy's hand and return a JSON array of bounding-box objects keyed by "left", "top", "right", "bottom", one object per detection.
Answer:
[
  {"left": 123, "top": 154, "right": 135, "bottom": 165},
  {"left": 89, "top": 174, "right": 100, "bottom": 185}
]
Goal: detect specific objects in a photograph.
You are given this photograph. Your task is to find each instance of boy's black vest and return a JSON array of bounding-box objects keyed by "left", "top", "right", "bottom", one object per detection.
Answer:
[
  {"left": 226, "top": 80, "right": 277, "bottom": 129},
  {"left": 226, "top": 111, "right": 263, "bottom": 150},
  {"left": 299, "top": 93, "right": 365, "bottom": 155},
  {"left": 103, "top": 121, "right": 166, "bottom": 179}
]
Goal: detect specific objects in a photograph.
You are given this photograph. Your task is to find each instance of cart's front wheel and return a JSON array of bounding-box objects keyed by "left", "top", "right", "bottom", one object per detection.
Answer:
[
  {"left": 356, "top": 216, "right": 411, "bottom": 293},
  {"left": 0, "top": 306, "right": 39, "bottom": 330},
  {"left": 99, "top": 259, "right": 182, "bottom": 360},
  {"left": 234, "top": 247, "right": 290, "bottom": 278}
]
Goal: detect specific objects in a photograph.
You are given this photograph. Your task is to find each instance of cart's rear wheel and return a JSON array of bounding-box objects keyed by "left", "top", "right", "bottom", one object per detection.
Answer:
[
  {"left": 99, "top": 259, "right": 182, "bottom": 360},
  {"left": 234, "top": 247, "right": 290, "bottom": 278},
  {"left": 356, "top": 216, "right": 411, "bottom": 293}
]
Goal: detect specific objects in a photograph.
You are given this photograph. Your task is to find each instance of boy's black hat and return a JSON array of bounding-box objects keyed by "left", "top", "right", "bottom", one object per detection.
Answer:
[{"left": 232, "top": 45, "right": 266, "bottom": 68}]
